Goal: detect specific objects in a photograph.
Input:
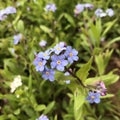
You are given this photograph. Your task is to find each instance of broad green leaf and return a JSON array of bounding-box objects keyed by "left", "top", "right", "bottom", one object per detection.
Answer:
[
  {"left": 22, "top": 106, "right": 35, "bottom": 117},
  {"left": 16, "top": 20, "right": 24, "bottom": 33},
  {"left": 74, "top": 88, "right": 85, "bottom": 120},
  {"left": 0, "top": 115, "right": 7, "bottom": 120},
  {"left": 35, "top": 104, "right": 46, "bottom": 112},
  {"left": 105, "top": 37, "right": 120, "bottom": 48},
  {"left": 44, "top": 101, "right": 55, "bottom": 114},
  {"left": 95, "top": 50, "right": 113, "bottom": 75},
  {"left": 102, "top": 19, "right": 117, "bottom": 37},
  {"left": 95, "top": 54, "right": 105, "bottom": 75},
  {"left": 14, "top": 109, "right": 20, "bottom": 115},
  {"left": 85, "top": 71, "right": 119, "bottom": 85},
  {"left": 64, "top": 13, "right": 75, "bottom": 27},
  {"left": 76, "top": 57, "right": 93, "bottom": 82},
  {"left": 40, "top": 25, "right": 51, "bottom": 33},
  {"left": 88, "top": 19, "right": 102, "bottom": 47}
]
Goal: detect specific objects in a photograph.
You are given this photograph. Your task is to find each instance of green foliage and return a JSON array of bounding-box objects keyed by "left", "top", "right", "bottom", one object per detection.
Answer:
[{"left": 0, "top": 0, "right": 120, "bottom": 120}]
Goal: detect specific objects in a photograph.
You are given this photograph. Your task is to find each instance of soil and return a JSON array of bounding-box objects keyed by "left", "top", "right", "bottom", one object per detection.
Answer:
[{"left": 107, "top": 53, "right": 120, "bottom": 109}]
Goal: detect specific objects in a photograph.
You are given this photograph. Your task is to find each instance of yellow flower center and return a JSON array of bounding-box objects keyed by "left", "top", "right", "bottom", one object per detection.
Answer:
[
  {"left": 46, "top": 72, "right": 49, "bottom": 75},
  {"left": 69, "top": 52, "right": 73, "bottom": 57},
  {"left": 91, "top": 96, "right": 95, "bottom": 99},
  {"left": 43, "top": 53, "right": 47, "bottom": 57},
  {"left": 38, "top": 62, "right": 42, "bottom": 66},
  {"left": 57, "top": 60, "right": 61, "bottom": 64},
  {"left": 56, "top": 47, "right": 61, "bottom": 51}
]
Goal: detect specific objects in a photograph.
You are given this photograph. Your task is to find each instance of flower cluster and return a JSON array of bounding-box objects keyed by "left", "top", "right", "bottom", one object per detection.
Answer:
[
  {"left": 95, "top": 8, "right": 114, "bottom": 18},
  {"left": 36, "top": 114, "right": 49, "bottom": 120},
  {"left": 33, "top": 42, "right": 79, "bottom": 81},
  {"left": 10, "top": 75, "right": 22, "bottom": 93},
  {"left": 74, "top": 3, "right": 94, "bottom": 16},
  {"left": 86, "top": 81, "right": 107, "bottom": 104},
  {"left": 0, "top": 6, "right": 16, "bottom": 21},
  {"left": 45, "top": 3, "right": 57, "bottom": 12}
]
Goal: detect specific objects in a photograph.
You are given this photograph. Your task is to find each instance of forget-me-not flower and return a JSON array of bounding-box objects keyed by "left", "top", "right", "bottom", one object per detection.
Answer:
[
  {"left": 39, "top": 40, "right": 47, "bottom": 47},
  {"left": 13, "top": 34, "right": 22, "bottom": 45},
  {"left": 4, "top": 6, "right": 16, "bottom": 14},
  {"left": 38, "top": 50, "right": 50, "bottom": 60},
  {"left": 51, "top": 55, "right": 68, "bottom": 71},
  {"left": 64, "top": 46, "right": 78, "bottom": 64},
  {"left": 36, "top": 114, "right": 49, "bottom": 120},
  {"left": 86, "top": 91, "right": 100, "bottom": 104},
  {"left": 95, "top": 8, "right": 107, "bottom": 18},
  {"left": 42, "top": 67, "right": 55, "bottom": 81},
  {"left": 33, "top": 57, "right": 47, "bottom": 72},
  {"left": 65, "top": 80, "right": 70, "bottom": 84},
  {"left": 74, "top": 4, "right": 84, "bottom": 15},
  {"left": 53, "top": 42, "right": 66, "bottom": 55},
  {"left": 0, "top": 10, "right": 7, "bottom": 21},
  {"left": 84, "top": 3, "right": 94, "bottom": 9},
  {"left": 45, "top": 3, "right": 57, "bottom": 12},
  {"left": 0, "top": 6, "right": 16, "bottom": 21},
  {"left": 74, "top": 3, "right": 94, "bottom": 16},
  {"left": 106, "top": 8, "right": 114, "bottom": 17}
]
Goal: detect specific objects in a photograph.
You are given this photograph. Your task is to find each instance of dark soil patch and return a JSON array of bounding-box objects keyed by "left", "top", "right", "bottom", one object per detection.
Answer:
[{"left": 107, "top": 54, "right": 120, "bottom": 108}]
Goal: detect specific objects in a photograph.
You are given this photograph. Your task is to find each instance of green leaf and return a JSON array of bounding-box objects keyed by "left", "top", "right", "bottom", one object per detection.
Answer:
[
  {"left": 44, "top": 101, "right": 55, "bottom": 114},
  {"left": 88, "top": 19, "right": 102, "bottom": 47},
  {"left": 23, "top": 106, "right": 35, "bottom": 117},
  {"left": 74, "top": 88, "right": 85, "bottom": 120},
  {"left": 64, "top": 13, "right": 75, "bottom": 27},
  {"left": 0, "top": 115, "right": 7, "bottom": 120},
  {"left": 16, "top": 20, "right": 24, "bottom": 33},
  {"left": 102, "top": 19, "right": 117, "bottom": 37},
  {"left": 95, "top": 54, "right": 105, "bottom": 75},
  {"left": 100, "top": 94, "right": 114, "bottom": 99},
  {"left": 40, "top": 25, "right": 51, "bottom": 33},
  {"left": 105, "top": 37, "right": 120, "bottom": 48},
  {"left": 76, "top": 57, "right": 93, "bottom": 82},
  {"left": 85, "top": 71, "right": 119, "bottom": 85},
  {"left": 14, "top": 109, "right": 20, "bottom": 115},
  {"left": 35, "top": 104, "right": 46, "bottom": 112},
  {"left": 95, "top": 50, "right": 113, "bottom": 75}
]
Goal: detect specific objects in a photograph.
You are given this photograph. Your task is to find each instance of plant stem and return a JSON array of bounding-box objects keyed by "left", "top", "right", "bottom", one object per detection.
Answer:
[{"left": 65, "top": 67, "right": 86, "bottom": 88}]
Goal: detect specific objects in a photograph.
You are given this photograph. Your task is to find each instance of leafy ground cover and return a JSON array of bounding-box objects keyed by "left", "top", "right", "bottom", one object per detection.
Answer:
[{"left": 0, "top": 0, "right": 120, "bottom": 120}]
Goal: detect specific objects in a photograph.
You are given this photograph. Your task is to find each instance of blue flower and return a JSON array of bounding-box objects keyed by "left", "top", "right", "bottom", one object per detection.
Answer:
[
  {"left": 64, "top": 46, "right": 78, "bottom": 64},
  {"left": 42, "top": 67, "right": 55, "bottom": 81},
  {"left": 95, "top": 8, "right": 107, "bottom": 18},
  {"left": 0, "top": 10, "right": 7, "bottom": 21},
  {"left": 0, "top": 6, "right": 16, "bottom": 21},
  {"left": 51, "top": 55, "right": 68, "bottom": 71},
  {"left": 84, "top": 3, "right": 94, "bottom": 9},
  {"left": 106, "top": 8, "right": 114, "bottom": 17},
  {"left": 86, "top": 91, "right": 100, "bottom": 104},
  {"left": 74, "top": 3, "right": 93, "bottom": 15},
  {"left": 13, "top": 34, "right": 22, "bottom": 45},
  {"left": 65, "top": 80, "right": 70, "bottom": 84},
  {"left": 38, "top": 50, "right": 50, "bottom": 60},
  {"left": 36, "top": 114, "right": 49, "bottom": 120},
  {"left": 4, "top": 6, "right": 16, "bottom": 14},
  {"left": 53, "top": 42, "right": 66, "bottom": 55},
  {"left": 33, "top": 57, "right": 47, "bottom": 72},
  {"left": 64, "top": 71, "right": 70, "bottom": 76},
  {"left": 45, "top": 3, "right": 57, "bottom": 12},
  {"left": 39, "top": 40, "right": 47, "bottom": 47}
]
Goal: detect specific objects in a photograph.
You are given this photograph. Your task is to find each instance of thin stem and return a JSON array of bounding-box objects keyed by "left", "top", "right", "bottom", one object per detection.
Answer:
[{"left": 65, "top": 67, "right": 86, "bottom": 88}]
